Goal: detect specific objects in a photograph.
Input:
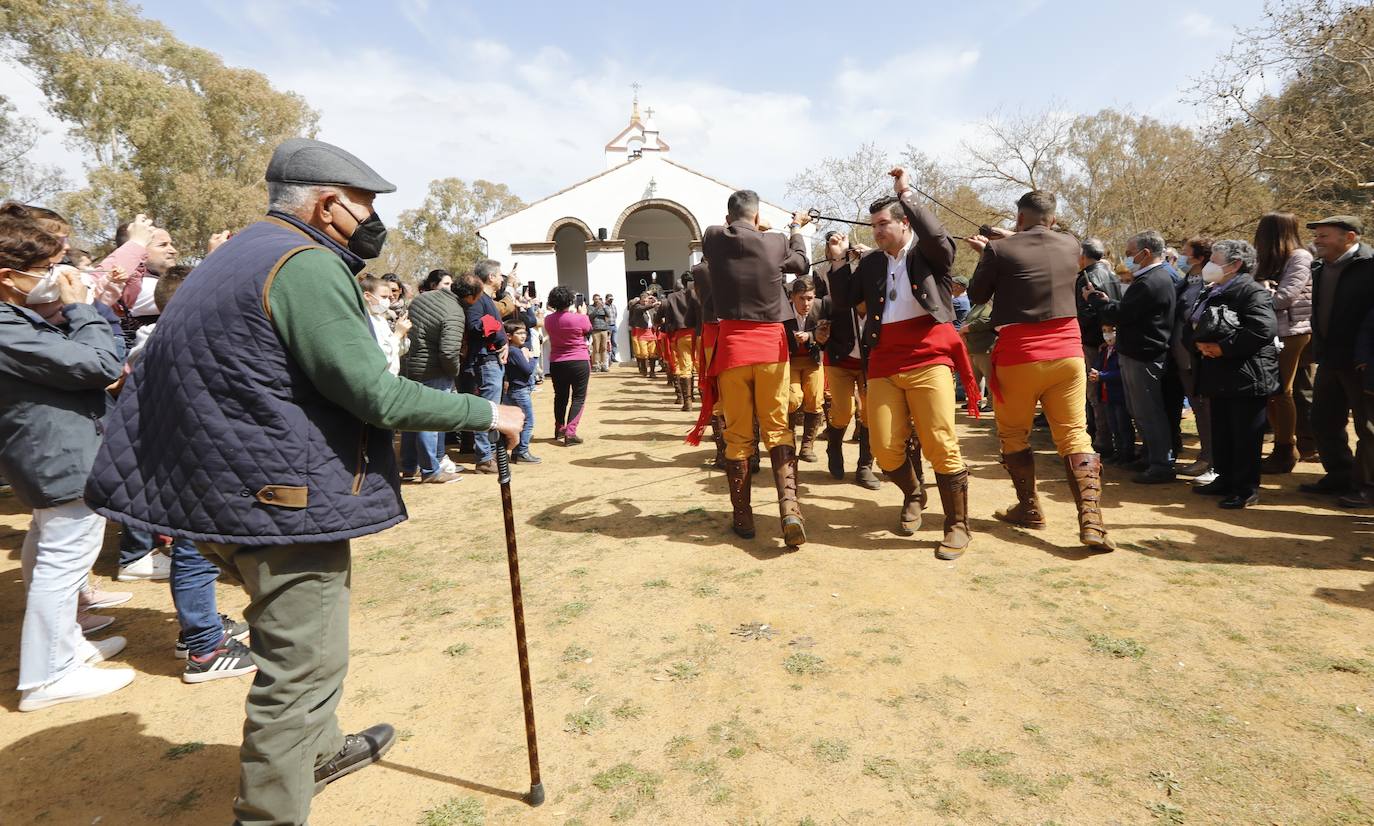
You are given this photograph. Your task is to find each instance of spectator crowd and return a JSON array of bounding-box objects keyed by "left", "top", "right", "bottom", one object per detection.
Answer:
[{"left": 1, "top": 134, "right": 1372, "bottom": 824}]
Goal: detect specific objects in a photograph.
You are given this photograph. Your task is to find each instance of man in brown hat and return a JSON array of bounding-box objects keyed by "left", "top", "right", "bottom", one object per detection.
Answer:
[{"left": 1302, "top": 215, "right": 1374, "bottom": 507}]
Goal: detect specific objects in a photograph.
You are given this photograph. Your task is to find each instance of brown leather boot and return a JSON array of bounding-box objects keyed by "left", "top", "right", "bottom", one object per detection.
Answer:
[
  {"left": 769, "top": 445, "right": 806, "bottom": 547},
  {"left": 994, "top": 449, "right": 1046, "bottom": 528},
  {"left": 710, "top": 415, "right": 726, "bottom": 469},
  {"left": 637, "top": 358, "right": 647, "bottom": 376},
  {"left": 749, "top": 422, "right": 761, "bottom": 474},
  {"left": 855, "top": 425, "right": 881, "bottom": 490},
  {"left": 908, "top": 440, "right": 928, "bottom": 509},
  {"left": 1064, "top": 453, "right": 1114, "bottom": 551},
  {"left": 882, "top": 459, "right": 924, "bottom": 535},
  {"left": 934, "top": 470, "right": 972, "bottom": 559},
  {"left": 1260, "top": 442, "right": 1298, "bottom": 474},
  {"left": 798, "top": 413, "right": 822, "bottom": 463},
  {"left": 724, "top": 458, "right": 755, "bottom": 539},
  {"left": 648, "top": 359, "right": 657, "bottom": 378}
]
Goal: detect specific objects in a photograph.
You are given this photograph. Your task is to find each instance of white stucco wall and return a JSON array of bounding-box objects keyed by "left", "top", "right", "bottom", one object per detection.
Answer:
[{"left": 480, "top": 152, "right": 813, "bottom": 362}]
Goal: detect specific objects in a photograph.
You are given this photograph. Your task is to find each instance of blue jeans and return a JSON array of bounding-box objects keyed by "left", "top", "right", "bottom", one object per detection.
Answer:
[
  {"left": 608, "top": 325, "right": 619, "bottom": 361},
  {"left": 471, "top": 358, "right": 504, "bottom": 462},
  {"left": 400, "top": 376, "right": 454, "bottom": 477},
  {"left": 118, "top": 525, "right": 155, "bottom": 567},
  {"left": 1120, "top": 354, "right": 1173, "bottom": 473},
  {"left": 171, "top": 537, "right": 222, "bottom": 657},
  {"left": 503, "top": 387, "right": 535, "bottom": 454}
]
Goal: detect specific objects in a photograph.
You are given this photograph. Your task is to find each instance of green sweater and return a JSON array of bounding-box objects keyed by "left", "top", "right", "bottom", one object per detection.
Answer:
[{"left": 267, "top": 248, "right": 493, "bottom": 433}]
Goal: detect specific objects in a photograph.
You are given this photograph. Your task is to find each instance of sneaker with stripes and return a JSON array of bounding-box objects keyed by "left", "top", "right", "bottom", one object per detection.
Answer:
[
  {"left": 182, "top": 636, "right": 257, "bottom": 684},
  {"left": 175, "top": 614, "right": 250, "bottom": 659}
]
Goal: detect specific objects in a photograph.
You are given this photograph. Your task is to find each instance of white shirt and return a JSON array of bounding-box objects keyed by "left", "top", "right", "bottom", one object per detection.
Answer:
[
  {"left": 881, "top": 236, "right": 929, "bottom": 325},
  {"left": 366, "top": 311, "right": 405, "bottom": 375},
  {"left": 130, "top": 274, "right": 160, "bottom": 317}
]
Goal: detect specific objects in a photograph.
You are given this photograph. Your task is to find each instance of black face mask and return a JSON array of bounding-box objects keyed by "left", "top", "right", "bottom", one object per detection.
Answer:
[
  {"left": 334, "top": 199, "right": 387, "bottom": 259},
  {"left": 347, "top": 210, "right": 388, "bottom": 259}
]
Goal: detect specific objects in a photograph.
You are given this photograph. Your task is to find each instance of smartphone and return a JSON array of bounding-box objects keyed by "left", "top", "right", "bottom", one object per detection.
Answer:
[{"left": 526, "top": 280, "right": 537, "bottom": 299}]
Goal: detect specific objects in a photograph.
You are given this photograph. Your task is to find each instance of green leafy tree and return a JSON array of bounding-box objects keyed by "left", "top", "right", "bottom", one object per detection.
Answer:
[
  {"left": 381, "top": 177, "right": 525, "bottom": 278},
  {"left": 0, "top": 93, "right": 68, "bottom": 203},
  {"left": 1, "top": 0, "right": 319, "bottom": 252}
]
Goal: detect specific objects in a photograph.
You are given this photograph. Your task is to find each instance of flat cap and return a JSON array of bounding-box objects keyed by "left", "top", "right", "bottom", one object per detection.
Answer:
[
  {"left": 1306, "top": 214, "right": 1364, "bottom": 235},
  {"left": 265, "top": 138, "right": 396, "bottom": 194},
  {"left": 953, "top": 275, "right": 971, "bottom": 287}
]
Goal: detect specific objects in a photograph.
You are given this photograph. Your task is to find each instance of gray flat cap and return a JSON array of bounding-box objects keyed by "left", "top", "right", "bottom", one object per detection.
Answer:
[{"left": 265, "top": 137, "right": 396, "bottom": 194}]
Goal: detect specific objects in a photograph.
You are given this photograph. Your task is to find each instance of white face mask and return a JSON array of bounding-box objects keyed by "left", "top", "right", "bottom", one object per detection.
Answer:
[
  {"left": 365, "top": 295, "right": 388, "bottom": 316},
  {"left": 1201, "top": 261, "right": 1226, "bottom": 284},
  {"left": 21, "top": 265, "right": 63, "bottom": 306},
  {"left": 1104, "top": 331, "right": 1117, "bottom": 344}
]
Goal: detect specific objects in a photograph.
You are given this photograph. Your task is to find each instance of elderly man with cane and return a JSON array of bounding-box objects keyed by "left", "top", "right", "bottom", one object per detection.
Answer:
[{"left": 87, "top": 138, "right": 524, "bottom": 825}]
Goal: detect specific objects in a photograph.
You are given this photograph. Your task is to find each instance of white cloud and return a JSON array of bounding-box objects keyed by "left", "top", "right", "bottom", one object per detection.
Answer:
[{"left": 1180, "top": 11, "right": 1224, "bottom": 38}]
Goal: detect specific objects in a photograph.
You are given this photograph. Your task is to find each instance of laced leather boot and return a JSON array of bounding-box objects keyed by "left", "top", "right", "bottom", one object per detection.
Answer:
[
  {"left": 710, "top": 415, "right": 726, "bottom": 469},
  {"left": 882, "top": 458, "right": 924, "bottom": 535},
  {"left": 934, "top": 469, "right": 972, "bottom": 560},
  {"left": 724, "top": 458, "right": 755, "bottom": 539},
  {"left": 993, "top": 449, "right": 1046, "bottom": 528},
  {"left": 770, "top": 444, "right": 806, "bottom": 548},
  {"left": 1064, "top": 453, "right": 1115, "bottom": 550}
]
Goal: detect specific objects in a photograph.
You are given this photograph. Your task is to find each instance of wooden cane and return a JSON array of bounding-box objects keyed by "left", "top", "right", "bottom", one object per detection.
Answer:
[{"left": 494, "top": 440, "right": 544, "bottom": 806}]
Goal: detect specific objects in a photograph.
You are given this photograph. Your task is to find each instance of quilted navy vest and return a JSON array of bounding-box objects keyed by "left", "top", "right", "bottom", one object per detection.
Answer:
[{"left": 85, "top": 217, "right": 406, "bottom": 545}]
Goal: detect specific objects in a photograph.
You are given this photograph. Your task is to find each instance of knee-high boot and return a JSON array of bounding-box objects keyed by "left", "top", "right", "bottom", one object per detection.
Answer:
[
  {"left": 881, "top": 458, "right": 924, "bottom": 535},
  {"left": 855, "top": 425, "right": 881, "bottom": 490},
  {"left": 1064, "top": 453, "right": 1114, "bottom": 551},
  {"left": 769, "top": 445, "right": 805, "bottom": 548},
  {"left": 933, "top": 470, "right": 972, "bottom": 560},
  {"left": 993, "top": 449, "right": 1046, "bottom": 528},
  {"left": 724, "top": 458, "right": 754, "bottom": 539}
]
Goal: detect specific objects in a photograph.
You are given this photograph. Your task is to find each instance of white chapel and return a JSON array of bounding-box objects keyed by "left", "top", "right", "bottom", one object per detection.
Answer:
[{"left": 478, "top": 96, "right": 813, "bottom": 361}]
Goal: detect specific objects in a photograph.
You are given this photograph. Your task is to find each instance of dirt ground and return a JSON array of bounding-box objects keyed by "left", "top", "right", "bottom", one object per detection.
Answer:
[{"left": 2, "top": 369, "right": 1373, "bottom": 825}]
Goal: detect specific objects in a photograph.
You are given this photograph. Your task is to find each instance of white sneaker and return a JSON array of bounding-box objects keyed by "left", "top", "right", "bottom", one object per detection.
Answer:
[
  {"left": 18, "top": 664, "right": 135, "bottom": 712},
  {"left": 1192, "top": 470, "right": 1219, "bottom": 486},
  {"left": 439, "top": 455, "right": 461, "bottom": 474},
  {"left": 80, "top": 635, "right": 128, "bottom": 664},
  {"left": 117, "top": 548, "right": 172, "bottom": 581}
]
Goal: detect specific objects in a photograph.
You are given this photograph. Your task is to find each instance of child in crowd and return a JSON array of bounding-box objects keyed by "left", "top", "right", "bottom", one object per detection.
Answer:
[
  {"left": 502, "top": 320, "right": 539, "bottom": 463},
  {"left": 1090, "top": 323, "right": 1136, "bottom": 465}
]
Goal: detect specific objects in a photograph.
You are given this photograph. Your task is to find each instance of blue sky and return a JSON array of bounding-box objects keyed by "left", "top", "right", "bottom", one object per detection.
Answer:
[{"left": 5, "top": 0, "right": 1273, "bottom": 213}]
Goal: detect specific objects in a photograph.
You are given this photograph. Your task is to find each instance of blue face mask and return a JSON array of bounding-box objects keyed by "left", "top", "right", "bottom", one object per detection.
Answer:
[{"left": 1123, "top": 253, "right": 1141, "bottom": 274}]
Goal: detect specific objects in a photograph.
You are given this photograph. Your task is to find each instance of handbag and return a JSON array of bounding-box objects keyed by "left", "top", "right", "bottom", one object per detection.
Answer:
[{"left": 1193, "top": 303, "right": 1240, "bottom": 343}]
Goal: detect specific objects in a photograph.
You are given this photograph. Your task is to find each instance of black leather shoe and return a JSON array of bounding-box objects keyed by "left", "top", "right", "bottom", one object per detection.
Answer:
[
  {"left": 314, "top": 723, "right": 395, "bottom": 794},
  {"left": 1192, "top": 479, "right": 1230, "bottom": 496},
  {"left": 1299, "top": 476, "right": 1352, "bottom": 495},
  {"left": 1132, "top": 469, "right": 1176, "bottom": 485},
  {"left": 513, "top": 451, "right": 541, "bottom": 464},
  {"left": 1219, "top": 493, "right": 1259, "bottom": 509}
]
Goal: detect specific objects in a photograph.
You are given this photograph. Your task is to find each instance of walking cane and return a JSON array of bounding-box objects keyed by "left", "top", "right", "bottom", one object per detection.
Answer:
[{"left": 494, "top": 439, "right": 545, "bottom": 806}]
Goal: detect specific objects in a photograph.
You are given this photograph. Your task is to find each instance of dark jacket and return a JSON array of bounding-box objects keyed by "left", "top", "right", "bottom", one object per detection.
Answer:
[
  {"left": 691, "top": 261, "right": 716, "bottom": 326},
  {"left": 834, "top": 191, "right": 957, "bottom": 352},
  {"left": 0, "top": 302, "right": 123, "bottom": 509},
  {"left": 86, "top": 218, "right": 412, "bottom": 545},
  {"left": 627, "top": 298, "right": 656, "bottom": 329},
  {"left": 968, "top": 224, "right": 1080, "bottom": 327},
  {"left": 783, "top": 307, "right": 821, "bottom": 363},
  {"left": 1074, "top": 261, "right": 1123, "bottom": 347},
  {"left": 1311, "top": 243, "right": 1374, "bottom": 368},
  {"left": 403, "top": 288, "right": 465, "bottom": 381},
  {"left": 701, "top": 220, "right": 808, "bottom": 323},
  {"left": 504, "top": 346, "right": 534, "bottom": 393},
  {"left": 1089, "top": 263, "right": 1176, "bottom": 361},
  {"left": 815, "top": 295, "right": 861, "bottom": 363},
  {"left": 659, "top": 288, "right": 699, "bottom": 332},
  {"left": 1097, "top": 344, "right": 1126, "bottom": 404},
  {"left": 1188, "top": 274, "right": 1280, "bottom": 399},
  {"left": 463, "top": 293, "right": 507, "bottom": 370}
]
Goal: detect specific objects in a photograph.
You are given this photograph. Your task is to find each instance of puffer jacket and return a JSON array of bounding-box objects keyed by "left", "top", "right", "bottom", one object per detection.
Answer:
[
  {"left": 1187, "top": 274, "right": 1280, "bottom": 399},
  {"left": 1268, "top": 248, "right": 1313, "bottom": 337},
  {"left": 402, "top": 288, "right": 465, "bottom": 382}
]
